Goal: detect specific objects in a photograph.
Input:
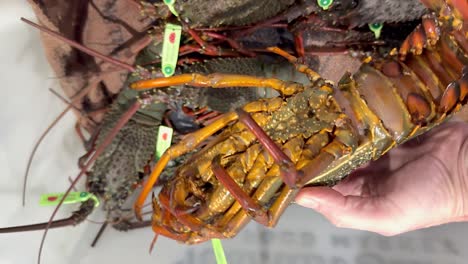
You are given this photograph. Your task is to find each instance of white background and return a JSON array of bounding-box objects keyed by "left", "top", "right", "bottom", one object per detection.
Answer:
[{"left": 0, "top": 1, "right": 467, "bottom": 264}]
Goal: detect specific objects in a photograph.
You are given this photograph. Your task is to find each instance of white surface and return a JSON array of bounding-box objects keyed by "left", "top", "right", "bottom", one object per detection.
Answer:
[{"left": 1, "top": 2, "right": 467, "bottom": 264}]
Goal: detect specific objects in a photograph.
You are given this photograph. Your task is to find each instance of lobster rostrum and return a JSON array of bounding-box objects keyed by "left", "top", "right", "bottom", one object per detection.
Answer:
[{"left": 130, "top": 0, "right": 468, "bottom": 243}]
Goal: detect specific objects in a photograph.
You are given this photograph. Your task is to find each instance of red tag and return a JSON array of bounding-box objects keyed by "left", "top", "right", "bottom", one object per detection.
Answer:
[
  {"left": 169, "top": 32, "right": 176, "bottom": 44},
  {"left": 47, "top": 196, "right": 58, "bottom": 202}
]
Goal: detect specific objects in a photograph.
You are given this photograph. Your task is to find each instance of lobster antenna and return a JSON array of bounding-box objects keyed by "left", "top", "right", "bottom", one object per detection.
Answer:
[
  {"left": 37, "top": 100, "right": 143, "bottom": 264},
  {"left": 22, "top": 104, "right": 72, "bottom": 206},
  {"left": 0, "top": 218, "right": 75, "bottom": 233},
  {"left": 22, "top": 87, "right": 96, "bottom": 206},
  {"left": 21, "top": 15, "right": 147, "bottom": 205},
  {"left": 48, "top": 88, "right": 94, "bottom": 120},
  {"left": 20, "top": 18, "right": 136, "bottom": 72},
  {"left": 90, "top": 223, "right": 108, "bottom": 247},
  {"left": 0, "top": 202, "right": 95, "bottom": 233},
  {"left": 19, "top": 17, "right": 152, "bottom": 263}
]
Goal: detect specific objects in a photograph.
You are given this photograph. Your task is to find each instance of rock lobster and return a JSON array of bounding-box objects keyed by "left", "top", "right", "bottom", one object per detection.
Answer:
[{"left": 129, "top": 0, "right": 468, "bottom": 244}]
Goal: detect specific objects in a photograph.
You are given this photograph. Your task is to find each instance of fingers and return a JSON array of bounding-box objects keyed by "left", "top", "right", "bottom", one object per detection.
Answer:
[
  {"left": 295, "top": 187, "right": 406, "bottom": 236},
  {"left": 331, "top": 169, "right": 373, "bottom": 196}
]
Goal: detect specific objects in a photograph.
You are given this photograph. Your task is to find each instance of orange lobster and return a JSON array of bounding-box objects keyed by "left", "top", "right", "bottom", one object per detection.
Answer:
[{"left": 131, "top": 0, "right": 468, "bottom": 243}]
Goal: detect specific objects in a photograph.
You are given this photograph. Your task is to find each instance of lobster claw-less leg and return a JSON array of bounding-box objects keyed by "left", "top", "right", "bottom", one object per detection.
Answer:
[
  {"left": 266, "top": 47, "right": 323, "bottom": 84},
  {"left": 210, "top": 110, "right": 354, "bottom": 236},
  {"left": 138, "top": 97, "right": 298, "bottom": 241},
  {"left": 131, "top": 74, "right": 306, "bottom": 220},
  {"left": 131, "top": 73, "right": 305, "bottom": 96},
  {"left": 196, "top": 49, "right": 358, "bottom": 239},
  {"left": 134, "top": 112, "right": 237, "bottom": 220}
]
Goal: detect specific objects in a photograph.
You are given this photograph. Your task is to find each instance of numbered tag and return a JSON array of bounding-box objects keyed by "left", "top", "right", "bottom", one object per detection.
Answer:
[
  {"left": 40, "top": 192, "right": 100, "bottom": 207},
  {"left": 163, "top": 0, "right": 179, "bottom": 17},
  {"left": 369, "top": 23, "right": 383, "bottom": 39},
  {"left": 161, "top": 23, "right": 182, "bottom": 77},
  {"left": 156, "top": 126, "right": 174, "bottom": 159},
  {"left": 317, "top": 0, "right": 333, "bottom": 10}
]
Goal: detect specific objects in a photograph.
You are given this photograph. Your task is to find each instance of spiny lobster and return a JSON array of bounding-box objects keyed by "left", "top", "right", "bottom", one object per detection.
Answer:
[
  {"left": 128, "top": 0, "right": 467, "bottom": 244},
  {"left": 1, "top": 1, "right": 466, "bottom": 262},
  {"left": 0, "top": 44, "right": 285, "bottom": 232}
]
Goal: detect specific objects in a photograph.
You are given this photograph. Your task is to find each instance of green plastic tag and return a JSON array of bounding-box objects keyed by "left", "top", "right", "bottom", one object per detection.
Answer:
[
  {"left": 39, "top": 192, "right": 100, "bottom": 207},
  {"left": 317, "top": 0, "right": 333, "bottom": 10},
  {"left": 211, "top": 239, "right": 228, "bottom": 264},
  {"left": 369, "top": 23, "right": 383, "bottom": 39},
  {"left": 156, "top": 125, "right": 174, "bottom": 159},
  {"left": 163, "top": 0, "right": 179, "bottom": 17},
  {"left": 161, "top": 23, "right": 182, "bottom": 77}
]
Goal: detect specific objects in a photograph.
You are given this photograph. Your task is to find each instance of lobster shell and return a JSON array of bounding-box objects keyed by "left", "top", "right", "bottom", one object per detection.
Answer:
[{"left": 130, "top": 0, "right": 468, "bottom": 244}]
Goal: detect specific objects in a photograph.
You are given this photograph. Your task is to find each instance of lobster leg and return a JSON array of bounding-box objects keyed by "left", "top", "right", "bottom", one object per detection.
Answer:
[
  {"left": 211, "top": 157, "right": 269, "bottom": 225},
  {"left": 215, "top": 133, "right": 352, "bottom": 239},
  {"left": 266, "top": 47, "right": 322, "bottom": 83},
  {"left": 222, "top": 112, "right": 351, "bottom": 210},
  {"left": 236, "top": 109, "right": 299, "bottom": 188},
  {"left": 134, "top": 112, "right": 238, "bottom": 220},
  {"left": 131, "top": 73, "right": 304, "bottom": 96},
  {"left": 134, "top": 97, "right": 289, "bottom": 219},
  {"left": 151, "top": 199, "right": 191, "bottom": 241}
]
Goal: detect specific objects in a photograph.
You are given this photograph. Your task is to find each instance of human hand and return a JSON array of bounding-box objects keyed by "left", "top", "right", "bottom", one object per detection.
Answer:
[{"left": 295, "top": 121, "right": 468, "bottom": 236}]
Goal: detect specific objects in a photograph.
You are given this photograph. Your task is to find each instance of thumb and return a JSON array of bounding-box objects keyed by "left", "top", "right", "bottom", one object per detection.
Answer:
[{"left": 296, "top": 187, "right": 401, "bottom": 236}]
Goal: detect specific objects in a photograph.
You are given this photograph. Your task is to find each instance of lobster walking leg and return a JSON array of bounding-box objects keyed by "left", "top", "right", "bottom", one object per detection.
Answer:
[
  {"left": 266, "top": 47, "right": 322, "bottom": 83},
  {"left": 131, "top": 45, "right": 361, "bottom": 242},
  {"left": 134, "top": 112, "right": 238, "bottom": 220},
  {"left": 125, "top": 0, "right": 468, "bottom": 245},
  {"left": 211, "top": 156, "right": 269, "bottom": 225},
  {"left": 236, "top": 109, "right": 299, "bottom": 188},
  {"left": 134, "top": 95, "right": 294, "bottom": 219},
  {"left": 131, "top": 73, "right": 304, "bottom": 96},
  {"left": 214, "top": 113, "right": 353, "bottom": 231}
]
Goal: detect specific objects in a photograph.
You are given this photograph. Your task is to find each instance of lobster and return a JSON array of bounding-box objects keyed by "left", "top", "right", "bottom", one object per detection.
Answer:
[
  {"left": 128, "top": 0, "right": 468, "bottom": 244},
  {"left": 5, "top": 1, "right": 466, "bottom": 262}
]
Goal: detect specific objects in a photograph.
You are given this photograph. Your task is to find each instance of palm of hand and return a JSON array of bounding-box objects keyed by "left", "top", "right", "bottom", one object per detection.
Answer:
[{"left": 296, "top": 121, "right": 468, "bottom": 236}]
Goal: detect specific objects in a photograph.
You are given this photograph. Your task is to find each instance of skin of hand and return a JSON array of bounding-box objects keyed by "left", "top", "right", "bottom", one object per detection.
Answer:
[{"left": 295, "top": 121, "right": 468, "bottom": 236}]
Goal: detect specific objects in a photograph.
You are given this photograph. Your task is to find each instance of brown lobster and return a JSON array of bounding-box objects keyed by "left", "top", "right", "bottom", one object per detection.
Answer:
[{"left": 129, "top": 0, "right": 467, "bottom": 244}]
